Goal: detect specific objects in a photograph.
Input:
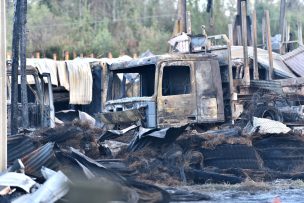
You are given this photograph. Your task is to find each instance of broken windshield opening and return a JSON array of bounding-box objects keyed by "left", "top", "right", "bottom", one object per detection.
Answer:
[
  {"left": 109, "top": 64, "right": 156, "bottom": 100},
  {"left": 162, "top": 65, "right": 191, "bottom": 96}
]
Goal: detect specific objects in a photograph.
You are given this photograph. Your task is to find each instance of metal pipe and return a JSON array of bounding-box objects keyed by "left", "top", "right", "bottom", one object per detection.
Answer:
[{"left": 0, "top": 0, "right": 7, "bottom": 171}]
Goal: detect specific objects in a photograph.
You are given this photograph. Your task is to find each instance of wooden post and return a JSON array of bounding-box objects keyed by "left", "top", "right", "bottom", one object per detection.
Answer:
[
  {"left": 265, "top": 10, "right": 273, "bottom": 80},
  {"left": 229, "top": 24, "right": 234, "bottom": 46},
  {"left": 20, "top": 0, "right": 29, "bottom": 128},
  {"left": 241, "top": 1, "right": 250, "bottom": 84},
  {"left": 252, "top": 10, "right": 259, "bottom": 80},
  {"left": 181, "top": 0, "right": 187, "bottom": 33},
  {"left": 53, "top": 53, "right": 57, "bottom": 61},
  {"left": 237, "top": 26, "right": 242, "bottom": 46},
  {"left": 108, "top": 52, "right": 112, "bottom": 59},
  {"left": 0, "top": 0, "right": 7, "bottom": 171},
  {"left": 6, "top": 52, "right": 11, "bottom": 60},
  {"left": 35, "top": 51, "right": 40, "bottom": 58},
  {"left": 284, "top": 20, "right": 290, "bottom": 53},
  {"left": 228, "top": 24, "right": 234, "bottom": 123},
  {"left": 298, "top": 20, "right": 303, "bottom": 46},
  {"left": 65, "top": 51, "right": 69, "bottom": 60},
  {"left": 73, "top": 51, "right": 77, "bottom": 59},
  {"left": 279, "top": 0, "right": 286, "bottom": 49},
  {"left": 262, "top": 18, "right": 266, "bottom": 49},
  {"left": 186, "top": 11, "right": 192, "bottom": 34}
]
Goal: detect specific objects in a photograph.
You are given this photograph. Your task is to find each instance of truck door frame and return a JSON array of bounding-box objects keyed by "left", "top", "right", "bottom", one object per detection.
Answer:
[{"left": 156, "top": 60, "right": 197, "bottom": 128}]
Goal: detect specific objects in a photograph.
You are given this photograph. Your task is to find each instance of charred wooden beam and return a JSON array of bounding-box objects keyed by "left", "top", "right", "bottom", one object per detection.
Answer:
[
  {"left": 279, "top": 0, "right": 286, "bottom": 53},
  {"left": 241, "top": 1, "right": 250, "bottom": 84},
  {"left": 265, "top": 10, "right": 274, "bottom": 80},
  {"left": 252, "top": 10, "right": 259, "bottom": 80},
  {"left": 11, "top": 0, "right": 22, "bottom": 135},
  {"left": 20, "top": 0, "right": 29, "bottom": 128}
]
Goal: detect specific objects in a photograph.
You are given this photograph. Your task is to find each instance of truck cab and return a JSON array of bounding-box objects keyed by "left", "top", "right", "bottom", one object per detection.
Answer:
[
  {"left": 100, "top": 53, "right": 225, "bottom": 128},
  {"left": 7, "top": 64, "right": 55, "bottom": 133}
]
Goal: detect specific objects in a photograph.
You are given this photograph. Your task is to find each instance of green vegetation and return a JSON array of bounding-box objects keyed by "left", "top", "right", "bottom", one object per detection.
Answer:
[{"left": 5, "top": 0, "right": 304, "bottom": 58}]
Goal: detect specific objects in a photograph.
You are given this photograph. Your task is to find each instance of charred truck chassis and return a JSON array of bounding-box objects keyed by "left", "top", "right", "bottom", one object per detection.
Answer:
[
  {"left": 100, "top": 54, "right": 226, "bottom": 128},
  {"left": 100, "top": 34, "right": 304, "bottom": 128},
  {"left": 7, "top": 66, "right": 54, "bottom": 132}
]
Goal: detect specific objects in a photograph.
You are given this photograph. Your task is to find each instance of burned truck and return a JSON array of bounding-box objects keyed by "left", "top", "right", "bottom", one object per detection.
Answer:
[
  {"left": 100, "top": 34, "right": 304, "bottom": 128},
  {"left": 7, "top": 64, "right": 55, "bottom": 132}
]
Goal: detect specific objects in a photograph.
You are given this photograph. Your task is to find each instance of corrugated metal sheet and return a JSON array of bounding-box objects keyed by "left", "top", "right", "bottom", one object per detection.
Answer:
[
  {"left": 66, "top": 60, "right": 93, "bottom": 105},
  {"left": 56, "top": 61, "right": 70, "bottom": 91},
  {"left": 27, "top": 58, "right": 59, "bottom": 86},
  {"left": 21, "top": 142, "right": 59, "bottom": 178},
  {"left": 282, "top": 46, "right": 304, "bottom": 77},
  {"left": 8, "top": 134, "right": 38, "bottom": 164}
]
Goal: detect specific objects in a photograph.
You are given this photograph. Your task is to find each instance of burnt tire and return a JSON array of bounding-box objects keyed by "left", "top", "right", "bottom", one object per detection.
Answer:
[
  {"left": 186, "top": 168, "right": 243, "bottom": 184},
  {"left": 261, "top": 158, "right": 304, "bottom": 172},
  {"left": 204, "top": 159, "right": 261, "bottom": 170},
  {"left": 254, "top": 135, "right": 304, "bottom": 172},
  {"left": 254, "top": 105, "right": 283, "bottom": 122},
  {"left": 201, "top": 144, "right": 258, "bottom": 160},
  {"left": 200, "top": 144, "right": 262, "bottom": 170}
]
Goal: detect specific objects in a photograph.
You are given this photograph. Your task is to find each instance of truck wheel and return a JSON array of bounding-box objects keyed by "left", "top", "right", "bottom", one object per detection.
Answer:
[{"left": 254, "top": 105, "right": 283, "bottom": 122}]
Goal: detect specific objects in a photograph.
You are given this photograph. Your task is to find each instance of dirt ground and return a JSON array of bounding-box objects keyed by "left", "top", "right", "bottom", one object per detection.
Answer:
[{"left": 172, "top": 180, "right": 304, "bottom": 203}]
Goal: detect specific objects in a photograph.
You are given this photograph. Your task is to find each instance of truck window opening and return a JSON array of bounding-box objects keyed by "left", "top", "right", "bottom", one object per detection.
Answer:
[
  {"left": 110, "top": 65, "right": 155, "bottom": 100},
  {"left": 162, "top": 66, "right": 191, "bottom": 96}
]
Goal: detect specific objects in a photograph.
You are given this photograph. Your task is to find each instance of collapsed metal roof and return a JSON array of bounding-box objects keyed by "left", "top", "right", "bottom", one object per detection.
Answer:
[
  {"left": 231, "top": 46, "right": 297, "bottom": 78},
  {"left": 109, "top": 53, "right": 216, "bottom": 71},
  {"left": 281, "top": 46, "right": 304, "bottom": 77}
]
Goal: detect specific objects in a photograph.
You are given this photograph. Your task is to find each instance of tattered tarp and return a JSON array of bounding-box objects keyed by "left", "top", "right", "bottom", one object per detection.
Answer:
[
  {"left": 66, "top": 60, "right": 93, "bottom": 105},
  {"left": 281, "top": 45, "right": 304, "bottom": 77},
  {"left": 27, "top": 58, "right": 59, "bottom": 86},
  {"left": 231, "top": 46, "right": 296, "bottom": 78}
]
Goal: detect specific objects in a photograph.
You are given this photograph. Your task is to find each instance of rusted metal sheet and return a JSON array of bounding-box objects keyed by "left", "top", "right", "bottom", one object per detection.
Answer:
[
  {"left": 21, "top": 142, "right": 59, "bottom": 178},
  {"left": 282, "top": 46, "right": 304, "bottom": 77},
  {"left": 99, "top": 109, "right": 143, "bottom": 124}
]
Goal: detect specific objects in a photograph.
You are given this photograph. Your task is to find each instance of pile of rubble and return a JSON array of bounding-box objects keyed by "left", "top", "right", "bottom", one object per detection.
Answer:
[{"left": 2, "top": 118, "right": 304, "bottom": 202}]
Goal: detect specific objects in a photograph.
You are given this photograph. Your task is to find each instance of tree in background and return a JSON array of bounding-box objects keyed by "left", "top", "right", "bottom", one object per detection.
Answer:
[{"left": 5, "top": 0, "right": 304, "bottom": 58}]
